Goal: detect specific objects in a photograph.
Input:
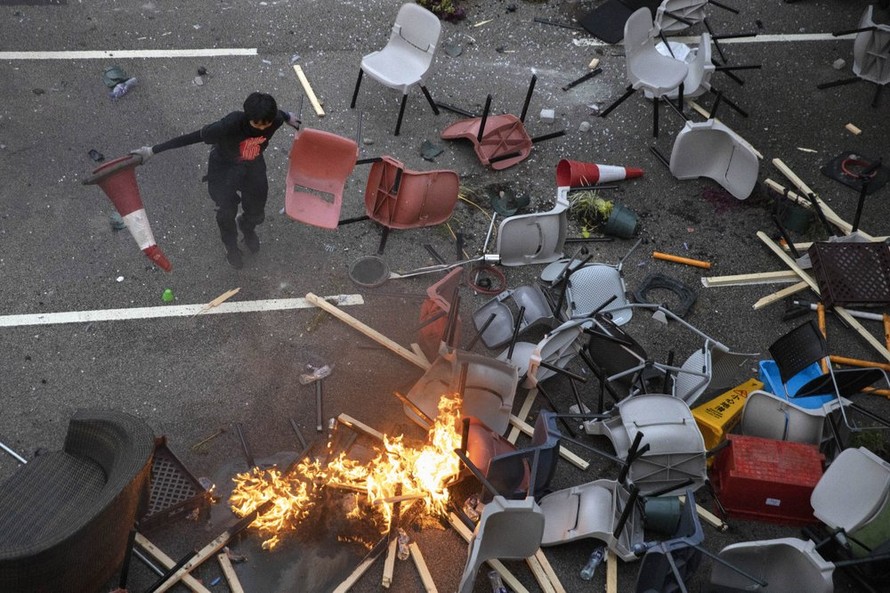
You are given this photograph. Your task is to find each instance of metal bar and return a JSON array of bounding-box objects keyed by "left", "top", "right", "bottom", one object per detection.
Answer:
[
  {"left": 533, "top": 17, "right": 584, "bottom": 31},
  {"left": 530, "top": 130, "right": 566, "bottom": 143},
  {"left": 467, "top": 312, "right": 497, "bottom": 350},
  {"left": 477, "top": 95, "right": 492, "bottom": 142},
  {"left": 233, "top": 422, "right": 255, "bottom": 470},
  {"left": 540, "top": 361, "right": 588, "bottom": 383},
  {"left": 612, "top": 485, "right": 640, "bottom": 539},
  {"left": 455, "top": 448, "right": 502, "bottom": 499},
  {"left": 393, "top": 391, "right": 435, "bottom": 428},
  {"left": 0, "top": 441, "right": 27, "bottom": 464},
  {"left": 536, "top": 382, "right": 577, "bottom": 437},
  {"left": 290, "top": 418, "right": 308, "bottom": 449},
  {"left": 708, "top": 0, "right": 740, "bottom": 13},
  {"left": 562, "top": 68, "right": 602, "bottom": 92},
  {"left": 506, "top": 306, "right": 526, "bottom": 360},
  {"left": 434, "top": 102, "right": 479, "bottom": 118},
  {"left": 355, "top": 157, "right": 383, "bottom": 165},
  {"left": 649, "top": 145, "right": 670, "bottom": 169},
  {"left": 119, "top": 528, "right": 138, "bottom": 588},
  {"left": 520, "top": 74, "right": 538, "bottom": 123},
  {"left": 423, "top": 244, "right": 447, "bottom": 265},
  {"left": 144, "top": 550, "right": 198, "bottom": 593},
  {"left": 316, "top": 380, "right": 324, "bottom": 432}
]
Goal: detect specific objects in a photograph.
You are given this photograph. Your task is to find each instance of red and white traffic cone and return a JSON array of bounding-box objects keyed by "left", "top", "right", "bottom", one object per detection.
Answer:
[
  {"left": 556, "top": 159, "right": 644, "bottom": 187},
  {"left": 82, "top": 154, "right": 172, "bottom": 272}
]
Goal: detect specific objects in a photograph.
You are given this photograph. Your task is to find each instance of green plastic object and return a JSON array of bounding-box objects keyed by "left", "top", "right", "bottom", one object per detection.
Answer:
[{"left": 162, "top": 289, "right": 174, "bottom": 303}]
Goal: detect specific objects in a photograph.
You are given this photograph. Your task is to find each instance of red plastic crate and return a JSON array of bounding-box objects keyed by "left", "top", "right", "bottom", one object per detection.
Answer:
[{"left": 710, "top": 434, "right": 824, "bottom": 525}]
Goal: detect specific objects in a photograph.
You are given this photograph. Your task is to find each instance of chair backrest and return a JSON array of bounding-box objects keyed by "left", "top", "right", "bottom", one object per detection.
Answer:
[
  {"left": 635, "top": 489, "right": 704, "bottom": 593},
  {"left": 853, "top": 5, "right": 890, "bottom": 85},
  {"left": 710, "top": 538, "right": 834, "bottom": 593},
  {"left": 284, "top": 128, "right": 358, "bottom": 229},
  {"left": 669, "top": 120, "right": 759, "bottom": 200},
  {"left": 624, "top": 7, "right": 656, "bottom": 65},
  {"left": 486, "top": 412, "right": 561, "bottom": 500},
  {"left": 654, "top": 0, "right": 708, "bottom": 33},
  {"left": 585, "top": 315, "right": 649, "bottom": 398},
  {"left": 768, "top": 320, "right": 829, "bottom": 385},
  {"left": 391, "top": 3, "right": 441, "bottom": 57},
  {"left": 684, "top": 33, "right": 714, "bottom": 95},
  {"left": 458, "top": 496, "right": 545, "bottom": 593},
  {"left": 495, "top": 187, "right": 569, "bottom": 266}
]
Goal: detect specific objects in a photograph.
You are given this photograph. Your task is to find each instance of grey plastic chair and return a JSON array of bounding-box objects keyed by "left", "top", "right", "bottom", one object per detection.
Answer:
[
  {"left": 472, "top": 284, "right": 555, "bottom": 350},
  {"left": 349, "top": 3, "right": 442, "bottom": 135},
  {"left": 647, "top": 33, "right": 715, "bottom": 101},
  {"left": 709, "top": 537, "right": 834, "bottom": 593},
  {"left": 457, "top": 495, "right": 545, "bottom": 593},
  {"left": 584, "top": 394, "right": 708, "bottom": 496},
  {"left": 854, "top": 5, "right": 890, "bottom": 86},
  {"left": 674, "top": 340, "right": 753, "bottom": 406},
  {"left": 600, "top": 8, "right": 688, "bottom": 137},
  {"left": 739, "top": 390, "right": 834, "bottom": 446},
  {"left": 401, "top": 349, "right": 518, "bottom": 435},
  {"left": 539, "top": 478, "right": 645, "bottom": 561},
  {"left": 495, "top": 187, "right": 569, "bottom": 267},
  {"left": 811, "top": 447, "right": 890, "bottom": 555},
  {"left": 669, "top": 119, "right": 760, "bottom": 200},
  {"left": 653, "top": 0, "right": 708, "bottom": 33}
]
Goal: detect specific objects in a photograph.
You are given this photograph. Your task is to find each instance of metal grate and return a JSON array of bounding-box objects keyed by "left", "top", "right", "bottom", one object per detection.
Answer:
[
  {"left": 140, "top": 437, "right": 208, "bottom": 531},
  {"left": 809, "top": 242, "right": 890, "bottom": 308}
]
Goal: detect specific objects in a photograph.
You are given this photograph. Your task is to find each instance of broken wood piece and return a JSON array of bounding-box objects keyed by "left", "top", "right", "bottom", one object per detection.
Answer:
[
  {"left": 306, "top": 292, "right": 431, "bottom": 370},
  {"left": 382, "top": 538, "right": 398, "bottom": 588},
  {"left": 526, "top": 553, "right": 557, "bottom": 593},
  {"left": 772, "top": 158, "right": 819, "bottom": 199},
  {"left": 678, "top": 495, "right": 728, "bottom": 531},
  {"left": 606, "top": 549, "right": 619, "bottom": 593},
  {"left": 409, "top": 542, "right": 438, "bottom": 593},
  {"left": 447, "top": 512, "right": 530, "bottom": 593},
  {"left": 702, "top": 270, "right": 799, "bottom": 287},
  {"left": 195, "top": 287, "right": 241, "bottom": 316},
  {"left": 338, "top": 413, "right": 385, "bottom": 442},
  {"left": 507, "top": 387, "right": 539, "bottom": 444},
  {"left": 845, "top": 123, "right": 862, "bottom": 135},
  {"left": 830, "top": 355, "right": 890, "bottom": 373},
  {"left": 292, "top": 65, "right": 325, "bottom": 116},
  {"left": 410, "top": 342, "right": 430, "bottom": 366},
  {"left": 817, "top": 304, "right": 829, "bottom": 372},
  {"left": 534, "top": 549, "right": 567, "bottom": 593},
  {"left": 588, "top": 57, "right": 600, "bottom": 69},
  {"left": 509, "top": 414, "right": 589, "bottom": 470},
  {"left": 217, "top": 552, "right": 245, "bottom": 593},
  {"left": 752, "top": 281, "right": 810, "bottom": 310},
  {"left": 134, "top": 533, "right": 212, "bottom": 593},
  {"left": 653, "top": 251, "right": 712, "bottom": 270},
  {"left": 884, "top": 313, "right": 890, "bottom": 350}
]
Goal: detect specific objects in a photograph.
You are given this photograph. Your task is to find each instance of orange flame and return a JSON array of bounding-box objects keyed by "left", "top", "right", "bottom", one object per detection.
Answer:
[{"left": 229, "top": 393, "right": 464, "bottom": 549}]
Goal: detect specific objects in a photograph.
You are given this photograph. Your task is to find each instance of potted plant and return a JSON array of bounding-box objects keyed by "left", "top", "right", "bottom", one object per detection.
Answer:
[{"left": 568, "top": 190, "right": 639, "bottom": 239}]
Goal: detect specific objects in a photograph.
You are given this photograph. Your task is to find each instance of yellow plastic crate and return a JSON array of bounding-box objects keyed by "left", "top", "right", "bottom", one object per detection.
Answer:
[{"left": 692, "top": 378, "right": 763, "bottom": 452}]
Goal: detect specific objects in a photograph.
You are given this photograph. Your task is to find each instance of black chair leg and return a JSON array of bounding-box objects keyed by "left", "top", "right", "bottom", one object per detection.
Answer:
[
  {"left": 420, "top": 85, "right": 440, "bottom": 115},
  {"left": 600, "top": 85, "right": 636, "bottom": 118},
  {"left": 350, "top": 69, "right": 363, "bottom": 109},
  {"left": 394, "top": 93, "right": 408, "bottom": 136},
  {"left": 872, "top": 83, "right": 883, "bottom": 108},
  {"left": 653, "top": 96, "right": 660, "bottom": 138}
]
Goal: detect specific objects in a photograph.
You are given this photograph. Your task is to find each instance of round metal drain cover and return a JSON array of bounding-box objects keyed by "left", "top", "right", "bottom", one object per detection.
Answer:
[{"left": 348, "top": 256, "right": 390, "bottom": 288}]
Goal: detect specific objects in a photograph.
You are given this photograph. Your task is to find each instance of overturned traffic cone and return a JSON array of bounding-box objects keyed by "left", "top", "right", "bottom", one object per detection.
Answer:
[
  {"left": 82, "top": 154, "right": 172, "bottom": 272},
  {"left": 556, "top": 159, "right": 644, "bottom": 187}
]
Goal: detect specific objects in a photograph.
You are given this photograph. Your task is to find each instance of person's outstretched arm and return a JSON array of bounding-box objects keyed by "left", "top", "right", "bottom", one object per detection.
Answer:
[{"left": 131, "top": 129, "right": 203, "bottom": 162}]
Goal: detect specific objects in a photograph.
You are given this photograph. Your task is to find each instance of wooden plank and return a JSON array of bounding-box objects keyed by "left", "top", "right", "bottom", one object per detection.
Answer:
[
  {"left": 606, "top": 549, "right": 618, "bottom": 593},
  {"left": 702, "top": 270, "right": 799, "bottom": 287},
  {"left": 217, "top": 553, "right": 245, "bottom": 593},
  {"left": 752, "top": 280, "right": 810, "bottom": 310},
  {"left": 678, "top": 495, "right": 728, "bottom": 531},
  {"left": 525, "top": 554, "right": 556, "bottom": 593},
  {"left": 509, "top": 415, "right": 589, "bottom": 470},
  {"left": 382, "top": 538, "right": 397, "bottom": 588},
  {"left": 447, "top": 513, "right": 530, "bottom": 593},
  {"left": 410, "top": 343, "right": 430, "bottom": 366},
  {"left": 195, "top": 287, "right": 241, "bottom": 316},
  {"left": 306, "top": 292, "right": 430, "bottom": 370},
  {"left": 292, "top": 65, "right": 325, "bottom": 116},
  {"left": 534, "top": 549, "right": 567, "bottom": 593},
  {"left": 134, "top": 533, "right": 212, "bottom": 593},
  {"left": 409, "top": 542, "right": 438, "bottom": 593},
  {"left": 507, "top": 387, "right": 538, "bottom": 443},
  {"left": 338, "top": 413, "right": 385, "bottom": 442}
]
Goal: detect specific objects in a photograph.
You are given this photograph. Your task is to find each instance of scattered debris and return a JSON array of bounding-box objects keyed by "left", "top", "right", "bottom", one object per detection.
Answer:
[
  {"left": 88, "top": 149, "right": 105, "bottom": 162},
  {"left": 846, "top": 122, "right": 862, "bottom": 135},
  {"left": 539, "top": 108, "right": 555, "bottom": 123},
  {"left": 420, "top": 140, "right": 444, "bottom": 161},
  {"left": 443, "top": 42, "right": 463, "bottom": 57},
  {"left": 833, "top": 58, "right": 846, "bottom": 70}
]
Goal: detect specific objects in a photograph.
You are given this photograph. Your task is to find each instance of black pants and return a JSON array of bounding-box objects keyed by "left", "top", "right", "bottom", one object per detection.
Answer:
[{"left": 206, "top": 154, "right": 268, "bottom": 249}]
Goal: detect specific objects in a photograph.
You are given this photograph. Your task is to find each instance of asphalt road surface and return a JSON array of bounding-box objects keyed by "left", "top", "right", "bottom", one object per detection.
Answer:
[{"left": 2, "top": 0, "right": 890, "bottom": 592}]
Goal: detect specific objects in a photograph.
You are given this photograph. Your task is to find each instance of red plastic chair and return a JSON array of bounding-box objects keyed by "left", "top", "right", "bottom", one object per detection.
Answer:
[
  {"left": 440, "top": 114, "right": 533, "bottom": 170},
  {"left": 364, "top": 156, "right": 459, "bottom": 229},
  {"left": 284, "top": 128, "right": 358, "bottom": 229}
]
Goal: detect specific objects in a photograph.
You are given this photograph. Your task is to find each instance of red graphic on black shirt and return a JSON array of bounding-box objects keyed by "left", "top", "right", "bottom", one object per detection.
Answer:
[{"left": 239, "top": 136, "right": 265, "bottom": 161}]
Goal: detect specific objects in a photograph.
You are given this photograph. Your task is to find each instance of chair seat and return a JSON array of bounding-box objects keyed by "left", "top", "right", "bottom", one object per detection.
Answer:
[
  {"left": 629, "top": 55, "right": 689, "bottom": 94},
  {"left": 361, "top": 46, "right": 430, "bottom": 92},
  {"left": 669, "top": 120, "right": 759, "bottom": 200},
  {"left": 710, "top": 538, "right": 834, "bottom": 593},
  {"left": 364, "top": 156, "right": 459, "bottom": 229},
  {"left": 811, "top": 447, "right": 890, "bottom": 533},
  {"left": 565, "top": 265, "right": 633, "bottom": 325},
  {"left": 441, "top": 114, "right": 533, "bottom": 170}
]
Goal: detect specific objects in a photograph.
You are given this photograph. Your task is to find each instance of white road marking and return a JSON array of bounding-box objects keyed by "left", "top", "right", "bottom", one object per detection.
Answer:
[
  {"left": 0, "top": 48, "right": 257, "bottom": 60},
  {"left": 570, "top": 32, "right": 856, "bottom": 47},
  {"left": 0, "top": 294, "right": 364, "bottom": 327}
]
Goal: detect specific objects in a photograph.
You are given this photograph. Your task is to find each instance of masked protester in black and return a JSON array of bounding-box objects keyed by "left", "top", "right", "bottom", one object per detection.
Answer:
[{"left": 132, "top": 92, "right": 300, "bottom": 269}]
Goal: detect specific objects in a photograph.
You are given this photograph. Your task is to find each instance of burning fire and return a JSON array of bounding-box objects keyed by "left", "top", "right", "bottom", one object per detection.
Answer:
[{"left": 229, "top": 394, "right": 464, "bottom": 549}]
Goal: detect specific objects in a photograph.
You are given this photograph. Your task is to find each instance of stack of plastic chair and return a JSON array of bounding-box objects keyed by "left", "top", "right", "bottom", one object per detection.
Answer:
[
  {"left": 472, "top": 284, "right": 555, "bottom": 350},
  {"left": 511, "top": 319, "right": 586, "bottom": 387},
  {"left": 495, "top": 186, "right": 569, "bottom": 267},
  {"left": 284, "top": 128, "right": 358, "bottom": 229},
  {"left": 350, "top": 3, "right": 442, "bottom": 135},
  {"left": 709, "top": 537, "right": 834, "bottom": 593}
]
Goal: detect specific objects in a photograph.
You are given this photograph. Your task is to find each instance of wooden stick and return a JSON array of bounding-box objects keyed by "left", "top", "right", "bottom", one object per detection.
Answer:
[
  {"left": 772, "top": 158, "right": 818, "bottom": 198},
  {"left": 884, "top": 314, "right": 890, "bottom": 350},
  {"left": 507, "top": 388, "right": 538, "bottom": 443},
  {"left": 134, "top": 534, "right": 212, "bottom": 593},
  {"left": 653, "top": 251, "right": 712, "bottom": 269},
  {"left": 831, "top": 355, "right": 890, "bottom": 372},
  {"left": 382, "top": 538, "right": 398, "bottom": 588},
  {"left": 447, "top": 513, "right": 530, "bottom": 593},
  {"left": 606, "top": 550, "right": 619, "bottom": 593},
  {"left": 817, "top": 304, "right": 829, "bottom": 372},
  {"left": 702, "top": 270, "right": 799, "bottom": 287},
  {"left": 525, "top": 554, "right": 556, "bottom": 593},
  {"left": 217, "top": 553, "right": 245, "bottom": 593},
  {"left": 509, "top": 415, "right": 589, "bottom": 470},
  {"left": 678, "top": 495, "right": 728, "bottom": 531},
  {"left": 752, "top": 280, "right": 809, "bottom": 310},
  {"left": 195, "top": 287, "right": 241, "bottom": 316},
  {"left": 306, "top": 292, "right": 431, "bottom": 370},
  {"left": 409, "top": 542, "right": 438, "bottom": 593},
  {"left": 338, "top": 413, "right": 386, "bottom": 442},
  {"left": 764, "top": 178, "right": 879, "bottom": 241},
  {"left": 534, "top": 549, "right": 567, "bottom": 593},
  {"left": 410, "top": 343, "right": 431, "bottom": 366},
  {"left": 293, "top": 65, "right": 325, "bottom": 116}
]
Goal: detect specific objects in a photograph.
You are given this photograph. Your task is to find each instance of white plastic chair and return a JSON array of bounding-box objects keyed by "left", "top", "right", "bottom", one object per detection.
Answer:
[
  {"left": 669, "top": 119, "right": 760, "bottom": 200},
  {"left": 647, "top": 33, "right": 715, "bottom": 101},
  {"left": 654, "top": 0, "right": 708, "bottom": 33},
  {"left": 601, "top": 8, "right": 688, "bottom": 137},
  {"left": 709, "top": 537, "right": 835, "bottom": 593},
  {"left": 495, "top": 186, "right": 569, "bottom": 267},
  {"left": 349, "top": 3, "right": 442, "bottom": 135},
  {"left": 853, "top": 5, "right": 890, "bottom": 86}
]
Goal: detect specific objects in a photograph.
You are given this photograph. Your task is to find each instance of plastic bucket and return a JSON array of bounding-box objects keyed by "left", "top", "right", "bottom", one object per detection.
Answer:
[
  {"left": 644, "top": 496, "right": 682, "bottom": 535},
  {"left": 601, "top": 204, "right": 639, "bottom": 238}
]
